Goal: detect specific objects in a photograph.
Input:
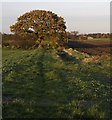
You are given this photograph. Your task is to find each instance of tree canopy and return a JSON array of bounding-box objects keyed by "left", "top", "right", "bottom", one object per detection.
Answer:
[{"left": 10, "top": 10, "right": 67, "bottom": 49}]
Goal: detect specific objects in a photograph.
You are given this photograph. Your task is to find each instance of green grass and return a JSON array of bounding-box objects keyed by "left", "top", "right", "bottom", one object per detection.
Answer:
[
  {"left": 2, "top": 48, "right": 111, "bottom": 119},
  {"left": 80, "top": 38, "right": 110, "bottom": 41},
  {"left": 74, "top": 38, "right": 110, "bottom": 41},
  {"left": 70, "top": 38, "right": 112, "bottom": 45}
]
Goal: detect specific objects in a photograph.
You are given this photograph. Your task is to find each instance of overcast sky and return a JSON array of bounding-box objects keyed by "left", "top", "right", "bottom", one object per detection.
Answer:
[{"left": 1, "top": 1, "right": 110, "bottom": 34}]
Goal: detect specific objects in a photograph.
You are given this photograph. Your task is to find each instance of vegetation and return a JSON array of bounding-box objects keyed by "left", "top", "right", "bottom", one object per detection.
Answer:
[
  {"left": 10, "top": 10, "right": 67, "bottom": 49},
  {"left": 2, "top": 9, "right": 111, "bottom": 119},
  {"left": 75, "top": 38, "right": 111, "bottom": 44},
  {"left": 2, "top": 34, "right": 37, "bottom": 49},
  {"left": 3, "top": 47, "right": 111, "bottom": 119},
  {"left": 67, "top": 39, "right": 111, "bottom": 56}
]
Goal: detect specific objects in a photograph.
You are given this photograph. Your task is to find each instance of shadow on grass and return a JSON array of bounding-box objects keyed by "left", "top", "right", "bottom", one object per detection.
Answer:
[
  {"left": 3, "top": 49, "right": 111, "bottom": 119},
  {"left": 57, "top": 51, "right": 79, "bottom": 63}
]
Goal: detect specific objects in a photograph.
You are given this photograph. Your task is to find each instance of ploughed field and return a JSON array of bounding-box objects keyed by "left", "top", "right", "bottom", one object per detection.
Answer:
[{"left": 2, "top": 41, "right": 111, "bottom": 119}]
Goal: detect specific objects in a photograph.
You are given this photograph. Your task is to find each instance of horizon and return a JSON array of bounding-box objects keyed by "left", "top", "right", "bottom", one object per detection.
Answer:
[{"left": 1, "top": 2, "right": 110, "bottom": 34}]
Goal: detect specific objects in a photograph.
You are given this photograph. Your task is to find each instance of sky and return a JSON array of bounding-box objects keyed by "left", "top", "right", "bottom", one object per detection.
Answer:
[
  {"left": 0, "top": 0, "right": 111, "bottom": 2},
  {"left": 1, "top": 1, "right": 110, "bottom": 34}
]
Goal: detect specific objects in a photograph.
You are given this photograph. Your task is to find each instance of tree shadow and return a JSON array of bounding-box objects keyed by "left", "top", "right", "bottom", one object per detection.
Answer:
[
  {"left": 57, "top": 51, "right": 79, "bottom": 63},
  {"left": 3, "top": 49, "right": 110, "bottom": 119}
]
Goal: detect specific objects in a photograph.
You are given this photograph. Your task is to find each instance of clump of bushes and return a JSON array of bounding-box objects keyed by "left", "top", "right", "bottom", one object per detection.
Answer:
[{"left": 2, "top": 34, "right": 37, "bottom": 49}]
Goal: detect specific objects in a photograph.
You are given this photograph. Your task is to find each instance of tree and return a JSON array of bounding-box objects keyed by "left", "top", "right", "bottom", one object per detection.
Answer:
[
  {"left": 10, "top": 10, "right": 67, "bottom": 49},
  {"left": 71, "top": 31, "right": 79, "bottom": 36}
]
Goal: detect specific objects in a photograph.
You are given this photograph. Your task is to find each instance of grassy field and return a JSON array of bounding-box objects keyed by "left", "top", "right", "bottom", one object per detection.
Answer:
[
  {"left": 2, "top": 47, "right": 111, "bottom": 119},
  {"left": 68, "top": 38, "right": 112, "bottom": 46},
  {"left": 67, "top": 38, "right": 111, "bottom": 56},
  {"left": 73, "top": 38, "right": 111, "bottom": 44}
]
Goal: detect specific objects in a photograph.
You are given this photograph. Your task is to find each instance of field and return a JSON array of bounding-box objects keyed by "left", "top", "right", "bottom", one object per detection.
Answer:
[
  {"left": 2, "top": 38, "right": 112, "bottom": 119},
  {"left": 67, "top": 38, "right": 112, "bottom": 56},
  {"left": 74, "top": 38, "right": 110, "bottom": 43}
]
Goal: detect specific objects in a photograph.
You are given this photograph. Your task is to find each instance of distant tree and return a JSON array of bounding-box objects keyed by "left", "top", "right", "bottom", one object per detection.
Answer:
[
  {"left": 10, "top": 10, "right": 67, "bottom": 49},
  {"left": 71, "top": 31, "right": 79, "bottom": 36}
]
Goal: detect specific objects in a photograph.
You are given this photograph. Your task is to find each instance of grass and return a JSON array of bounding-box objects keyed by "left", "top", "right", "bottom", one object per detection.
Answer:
[
  {"left": 73, "top": 38, "right": 110, "bottom": 42},
  {"left": 72, "top": 38, "right": 112, "bottom": 45},
  {"left": 2, "top": 48, "right": 111, "bottom": 119}
]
